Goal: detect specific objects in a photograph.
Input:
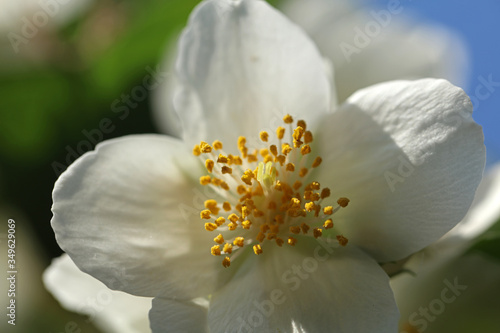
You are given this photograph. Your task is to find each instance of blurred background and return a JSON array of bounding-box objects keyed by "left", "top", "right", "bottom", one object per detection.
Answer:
[{"left": 0, "top": 0, "right": 499, "bottom": 332}]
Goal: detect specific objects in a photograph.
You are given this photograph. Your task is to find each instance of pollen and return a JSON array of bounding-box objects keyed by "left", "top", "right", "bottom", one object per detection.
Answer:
[
  {"left": 196, "top": 115, "right": 350, "bottom": 268},
  {"left": 253, "top": 244, "right": 263, "bottom": 255},
  {"left": 211, "top": 245, "right": 221, "bottom": 256},
  {"left": 222, "top": 256, "right": 231, "bottom": 268}
]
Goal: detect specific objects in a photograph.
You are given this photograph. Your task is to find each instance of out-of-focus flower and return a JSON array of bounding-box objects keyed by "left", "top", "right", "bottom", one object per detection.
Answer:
[
  {"left": 50, "top": 0, "right": 485, "bottom": 332},
  {"left": 281, "top": 0, "right": 470, "bottom": 103},
  {"left": 44, "top": 254, "right": 152, "bottom": 333},
  {"left": 391, "top": 165, "right": 500, "bottom": 333}
]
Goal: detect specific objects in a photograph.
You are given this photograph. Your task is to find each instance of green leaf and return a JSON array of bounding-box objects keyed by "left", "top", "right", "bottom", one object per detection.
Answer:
[{"left": 467, "top": 217, "right": 500, "bottom": 261}]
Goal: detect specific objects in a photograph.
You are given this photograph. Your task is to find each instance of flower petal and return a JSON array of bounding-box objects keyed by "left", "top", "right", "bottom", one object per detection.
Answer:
[
  {"left": 52, "top": 135, "right": 222, "bottom": 298},
  {"left": 43, "top": 254, "right": 152, "bottom": 333},
  {"left": 315, "top": 79, "right": 485, "bottom": 262},
  {"left": 150, "top": 297, "right": 208, "bottom": 333},
  {"left": 174, "top": 0, "right": 331, "bottom": 151},
  {"left": 283, "top": 1, "right": 469, "bottom": 103},
  {"left": 208, "top": 244, "right": 398, "bottom": 333}
]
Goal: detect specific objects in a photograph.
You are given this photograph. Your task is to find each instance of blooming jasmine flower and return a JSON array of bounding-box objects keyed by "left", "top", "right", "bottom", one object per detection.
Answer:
[{"left": 51, "top": 0, "right": 485, "bottom": 332}]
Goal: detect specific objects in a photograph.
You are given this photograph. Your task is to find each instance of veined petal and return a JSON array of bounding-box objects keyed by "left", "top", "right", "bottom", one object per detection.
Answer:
[
  {"left": 51, "top": 135, "right": 222, "bottom": 298},
  {"left": 208, "top": 244, "right": 398, "bottom": 333},
  {"left": 150, "top": 297, "right": 208, "bottom": 333},
  {"left": 174, "top": 0, "right": 331, "bottom": 151},
  {"left": 315, "top": 79, "right": 485, "bottom": 262},
  {"left": 43, "top": 254, "right": 152, "bottom": 333}
]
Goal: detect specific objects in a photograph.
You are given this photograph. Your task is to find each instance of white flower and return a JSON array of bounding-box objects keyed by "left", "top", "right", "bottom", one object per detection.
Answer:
[
  {"left": 43, "top": 254, "right": 152, "bottom": 333},
  {"left": 281, "top": 0, "right": 470, "bottom": 103},
  {"left": 51, "top": 0, "right": 485, "bottom": 332},
  {"left": 391, "top": 165, "right": 500, "bottom": 333}
]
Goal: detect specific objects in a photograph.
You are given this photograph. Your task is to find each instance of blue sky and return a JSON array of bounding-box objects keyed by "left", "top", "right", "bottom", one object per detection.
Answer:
[{"left": 371, "top": 0, "right": 500, "bottom": 166}]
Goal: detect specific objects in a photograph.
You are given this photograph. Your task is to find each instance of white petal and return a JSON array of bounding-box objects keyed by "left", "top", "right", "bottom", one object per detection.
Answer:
[
  {"left": 150, "top": 297, "right": 208, "bottom": 333},
  {"left": 315, "top": 79, "right": 485, "bottom": 262},
  {"left": 52, "top": 135, "right": 222, "bottom": 298},
  {"left": 174, "top": 0, "right": 331, "bottom": 151},
  {"left": 444, "top": 163, "right": 500, "bottom": 242},
  {"left": 392, "top": 253, "right": 500, "bottom": 333},
  {"left": 208, "top": 244, "right": 398, "bottom": 333},
  {"left": 43, "top": 254, "right": 152, "bottom": 333},
  {"left": 151, "top": 41, "right": 183, "bottom": 138},
  {"left": 284, "top": 2, "right": 469, "bottom": 103}
]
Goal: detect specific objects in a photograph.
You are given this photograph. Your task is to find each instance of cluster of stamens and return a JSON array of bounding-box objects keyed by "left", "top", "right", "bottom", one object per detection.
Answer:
[{"left": 193, "top": 114, "right": 350, "bottom": 268}]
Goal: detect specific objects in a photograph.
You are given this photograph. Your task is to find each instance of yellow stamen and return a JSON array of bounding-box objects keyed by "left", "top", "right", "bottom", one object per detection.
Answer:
[
  {"left": 283, "top": 114, "right": 293, "bottom": 124},
  {"left": 337, "top": 197, "right": 350, "bottom": 208},
  {"left": 211, "top": 245, "right": 221, "bottom": 256},
  {"left": 233, "top": 237, "right": 245, "bottom": 247},
  {"left": 253, "top": 244, "right": 263, "bottom": 255},
  {"left": 214, "top": 234, "right": 224, "bottom": 244},
  {"left": 205, "top": 223, "right": 218, "bottom": 231},
  {"left": 223, "top": 243, "right": 233, "bottom": 254},
  {"left": 324, "top": 219, "right": 333, "bottom": 229},
  {"left": 213, "top": 140, "right": 223, "bottom": 150},
  {"left": 276, "top": 127, "right": 285, "bottom": 140},
  {"left": 222, "top": 256, "right": 231, "bottom": 268},
  {"left": 337, "top": 235, "right": 348, "bottom": 246}
]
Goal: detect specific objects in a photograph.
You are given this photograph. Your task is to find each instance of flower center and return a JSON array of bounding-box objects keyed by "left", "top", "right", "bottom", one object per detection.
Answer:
[{"left": 194, "top": 115, "right": 350, "bottom": 268}]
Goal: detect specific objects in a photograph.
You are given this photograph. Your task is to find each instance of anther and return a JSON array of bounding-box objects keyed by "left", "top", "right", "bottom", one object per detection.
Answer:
[
  {"left": 193, "top": 145, "right": 201, "bottom": 156},
  {"left": 301, "top": 145, "right": 311, "bottom": 155},
  {"left": 205, "top": 223, "right": 218, "bottom": 231},
  {"left": 200, "top": 141, "right": 212, "bottom": 153},
  {"left": 297, "top": 120, "right": 306, "bottom": 130},
  {"left": 288, "top": 237, "right": 297, "bottom": 246},
  {"left": 233, "top": 237, "right": 245, "bottom": 247},
  {"left": 324, "top": 206, "right": 333, "bottom": 215},
  {"left": 277, "top": 127, "right": 285, "bottom": 140},
  {"left": 221, "top": 166, "right": 232, "bottom": 174},
  {"left": 200, "top": 176, "right": 211, "bottom": 185},
  {"left": 205, "top": 159, "right": 214, "bottom": 173},
  {"left": 321, "top": 188, "right": 331, "bottom": 199},
  {"left": 253, "top": 244, "right": 263, "bottom": 255},
  {"left": 304, "top": 131, "right": 313, "bottom": 144},
  {"left": 211, "top": 245, "right": 221, "bottom": 256},
  {"left": 283, "top": 114, "right": 293, "bottom": 124},
  {"left": 337, "top": 235, "right": 348, "bottom": 246},
  {"left": 260, "top": 131, "right": 269, "bottom": 142},
  {"left": 223, "top": 243, "right": 233, "bottom": 254},
  {"left": 299, "top": 168, "right": 308, "bottom": 177},
  {"left": 222, "top": 256, "right": 231, "bottom": 268},
  {"left": 313, "top": 228, "right": 323, "bottom": 238},
  {"left": 217, "top": 154, "right": 228, "bottom": 164},
  {"left": 337, "top": 197, "right": 350, "bottom": 208},
  {"left": 213, "top": 140, "right": 223, "bottom": 150},
  {"left": 222, "top": 202, "right": 231, "bottom": 211},
  {"left": 312, "top": 156, "right": 322, "bottom": 168},
  {"left": 323, "top": 219, "right": 333, "bottom": 229},
  {"left": 200, "top": 210, "right": 211, "bottom": 219},
  {"left": 214, "top": 234, "right": 224, "bottom": 244},
  {"left": 242, "top": 220, "right": 252, "bottom": 229}
]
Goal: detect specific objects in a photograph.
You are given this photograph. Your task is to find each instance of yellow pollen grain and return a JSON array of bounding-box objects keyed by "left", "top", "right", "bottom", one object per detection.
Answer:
[
  {"left": 211, "top": 245, "right": 221, "bottom": 256},
  {"left": 200, "top": 175, "right": 211, "bottom": 185},
  {"left": 222, "top": 256, "right": 231, "bottom": 268},
  {"left": 228, "top": 222, "right": 237, "bottom": 231},
  {"left": 253, "top": 244, "right": 263, "bottom": 255},
  {"left": 283, "top": 114, "right": 293, "bottom": 124},
  {"left": 305, "top": 202, "right": 315, "bottom": 212},
  {"left": 276, "top": 127, "right": 285, "bottom": 140},
  {"left": 212, "top": 140, "right": 223, "bottom": 150},
  {"left": 324, "top": 206, "right": 333, "bottom": 215},
  {"left": 323, "top": 219, "right": 333, "bottom": 229},
  {"left": 205, "top": 159, "right": 214, "bottom": 173},
  {"left": 223, "top": 243, "right": 233, "bottom": 254},
  {"left": 313, "top": 228, "right": 323, "bottom": 238},
  {"left": 220, "top": 182, "right": 230, "bottom": 191},
  {"left": 270, "top": 145, "right": 278, "bottom": 156},
  {"left": 337, "top": 197, "right": 350, "bottom": 208},
  {"left": 299, "top": 168, "right": 308, "bottom": 177},
  {"left": 205, "top": 222, "right": 218, "bottom": 231},
  {"left": 200, "top": 209, "right": 211, "bottom": 219},
  {"left": 289, "top": 226, "right": 300, "bottom": 234},
  {"left": 217, "top": 154, "right": 228, "bottom": 164},
  {"left": 259, "top": 131, "right": 269, "bottom": 142},
  {"left": 238, "top": 136, "right": 246, "bottom": 147},
  {"left": 282, "top": 143, "right": 292, "bottom": 155},
  {"left": 222, "top": 202, "right": 231, "bottom": 211},
  {"left": 304, "top": 131, "right": 313, "bottom": 144},
  {"left": 260, "top": 148, "right": 269, "bottom": 157},
  {"left": 301, "top": 145, "right": 311, "bottom": 155},
  {"left": 300, "top": 223, "right": 310, "bottom": 234},
  {"left": 233, "top": 237, "right": 245, "bottom": 247},
  {"left": 221, "top": 166, "right": 232, "bottom": 174},
  {"left": 288, "top": 237, "right": 297, "bottom": 246},
  {"left": 312, "top": 156, "right": 322, "bottom": 168},
  {"left": 310, "top": 182, "right": 320, "bottom": 190},
  {"left": 200, "top": 141, "right": 212, "bottom": 153},
  {"left": 193, "top": 145, "right": 201, "bottom": 156},
  {"left": 233, "top": 156, "right": 243, "bottom": 165},
  {"left": 228, "top": 214, "right": 239, "bottom": 223},
  {"left": 311, "top": 192, "right": 320, "bottom": 201},
  {"left": 242, "top": 220, "right": 252, "bottom": 229},
  {"left": 290, "top": 198, "right": 301, "bottom": 209},
  {"left": 215, "top": 217, "right": 225, "bottom": 226},
  {"left": 242, "top": 206, "right": 250, "bottom": 219},
  {"left": 293, "top": 126, "right": 304, "bottom": 141},
  {"left": 286, "top": 163, "right": 295, "bottom": 172},
  {"left": 337, "top": 235, "right": 349, "bottom": 246},
  {"left": 264, "top": 155, "right": 273, "bottom": 163},
  {"left": 321, "top": 188, "right": 331, "bottom": 199},
  {"left": 214, "top": 234, "right": 224, "bottom": 244},
  {"left": 293, "top": 181, "right": 302, "bottom": 190},
  {"left": 297, "top": 120, "right": 306, "bottom": 130},
  {"left": 275, "top": 155, "right": 286, "bottom": 166},
  {"left": 204, "top": 199, "right": 218, "bottom": 209},
  {"left": 293, "top": 139, "right": 303, "bottom": 148}
]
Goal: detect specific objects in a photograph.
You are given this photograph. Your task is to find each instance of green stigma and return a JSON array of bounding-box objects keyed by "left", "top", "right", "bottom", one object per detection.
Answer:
[{"left": 257, "top": 161, "right": 277, "bottom": 189}]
